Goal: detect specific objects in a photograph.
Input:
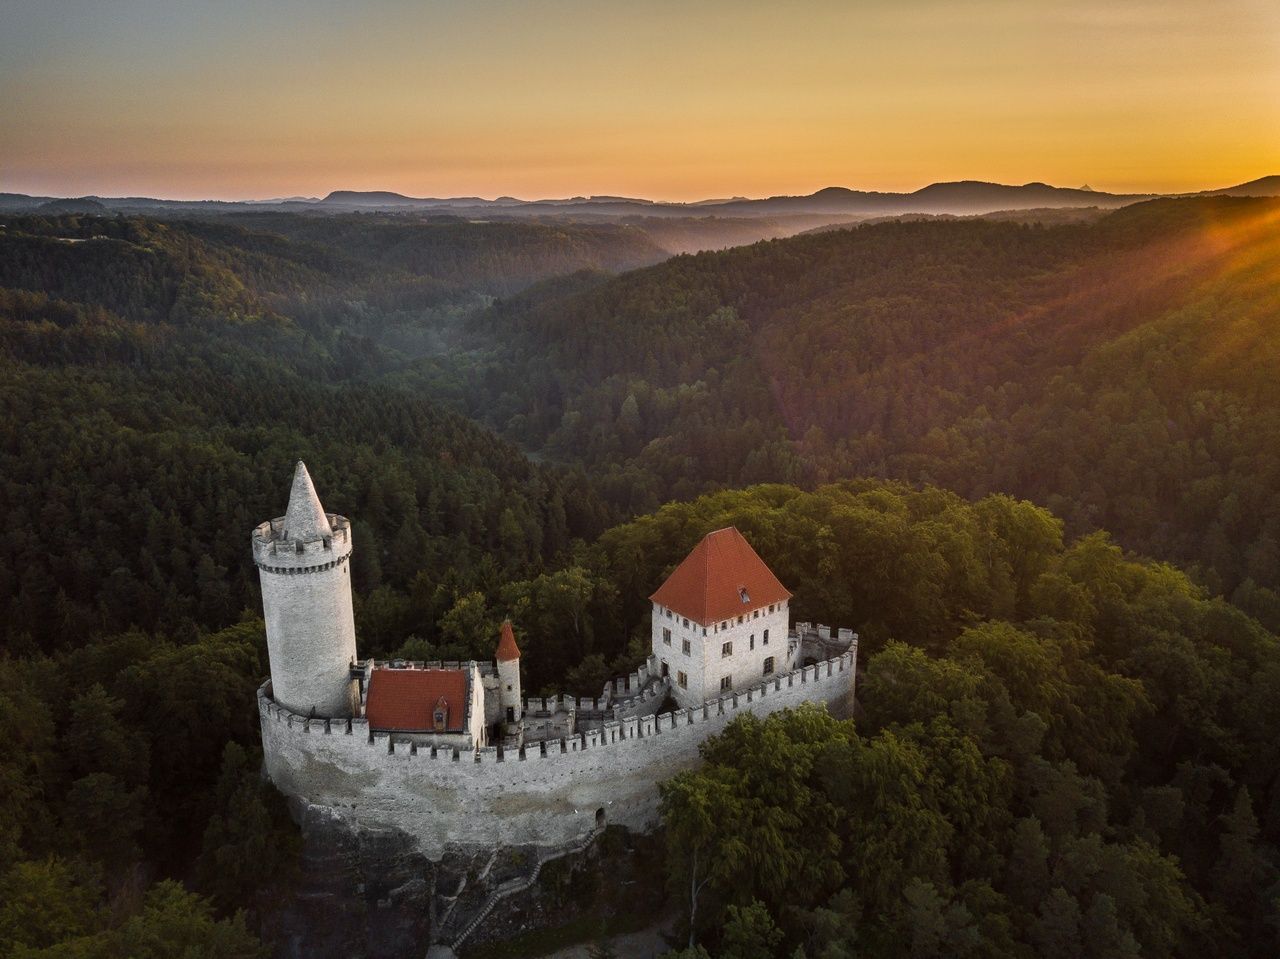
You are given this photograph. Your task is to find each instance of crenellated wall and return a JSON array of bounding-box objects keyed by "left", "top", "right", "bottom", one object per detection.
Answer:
[{"left": 259, "top": 645, "right": 857, "bottom": 859}]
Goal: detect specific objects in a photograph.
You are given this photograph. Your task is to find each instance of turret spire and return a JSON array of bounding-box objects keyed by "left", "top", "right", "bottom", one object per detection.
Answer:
[
  {"left": 282, "top": 461, "right": 333, "bottom": 543},
  {"left": 496, "top": 619, "right": 521, "bottom": 662}
]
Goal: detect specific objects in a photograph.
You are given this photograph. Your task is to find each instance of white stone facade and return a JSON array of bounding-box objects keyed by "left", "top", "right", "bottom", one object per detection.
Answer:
[
  {"left": 653, "top": 599, "right": 793, "bottom": 709},
  {"left": 497, "top": 656, "right": 522, "bottom": 724}
]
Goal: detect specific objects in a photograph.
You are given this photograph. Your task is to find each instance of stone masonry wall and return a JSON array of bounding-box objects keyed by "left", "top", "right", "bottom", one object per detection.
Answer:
[{"left": 259, "top": 645, "right": 857, "bottom": 860}]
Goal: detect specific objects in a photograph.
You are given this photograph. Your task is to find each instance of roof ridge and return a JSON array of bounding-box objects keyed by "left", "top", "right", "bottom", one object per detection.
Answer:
[{"left": 702, "top": 534, "right": 712, "bottom": 623}]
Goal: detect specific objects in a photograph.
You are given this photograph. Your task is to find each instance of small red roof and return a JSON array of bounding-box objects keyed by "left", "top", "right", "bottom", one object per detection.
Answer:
[
  {"left": 649, "top": 527, "right": 792, "bottom": 626},
  {"left": 496, "top": 620, "right": 521, "bottom": 662},
  {"left": 365, "top": 668, "right": 468, "bottom": 732}
]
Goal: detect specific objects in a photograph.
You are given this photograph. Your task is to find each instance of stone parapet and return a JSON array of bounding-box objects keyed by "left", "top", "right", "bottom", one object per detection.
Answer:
[
  {"left": 252, "top": 514, "right": 352, "bottom": 571},
  {"left": 259, "top": 642, "right": 857, "bottom": 858}
]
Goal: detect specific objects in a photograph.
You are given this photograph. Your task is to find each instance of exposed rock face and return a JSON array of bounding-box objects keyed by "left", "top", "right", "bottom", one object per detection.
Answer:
[
  {"left": 259, "top": 805, "right": 668, "bottom": 959},
  {"left": 261, "top": 805, "right": 439, "bottom": 959},
  {"left": 463, "top": 827, "right": 669, "bottom": 954}
]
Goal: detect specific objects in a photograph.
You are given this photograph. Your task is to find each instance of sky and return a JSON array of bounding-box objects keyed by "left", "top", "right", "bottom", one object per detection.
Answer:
[{"left": 2, "top": 0, "right": 1279, "bottom": 201}]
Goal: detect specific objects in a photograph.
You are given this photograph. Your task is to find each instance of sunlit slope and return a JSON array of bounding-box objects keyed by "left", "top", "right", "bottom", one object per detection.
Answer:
[{"left": 465, "top": 198, "right": 1280, "bottom": 604}]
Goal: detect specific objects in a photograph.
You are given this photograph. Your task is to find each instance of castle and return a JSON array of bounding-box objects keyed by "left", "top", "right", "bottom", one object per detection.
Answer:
[{"left": 255, "top": 463, "right": 857, "bottom": 856}]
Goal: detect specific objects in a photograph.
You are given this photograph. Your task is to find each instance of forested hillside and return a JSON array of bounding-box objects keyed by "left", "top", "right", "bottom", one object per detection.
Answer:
[
  {"left": 0, "top": 211, "right": 677, "bottom": 302},
  {"left": 0, "top": 213, "right": 618, "bottom": 953},
  {"left": 610, "top": 484, "right": 1280, "bottom": 959},
  {"left": 0, "top": 212, "right": 681, "bottom": 663},
  {"left": 456, "top": 197, "right": 1280, "bottom": 616}
]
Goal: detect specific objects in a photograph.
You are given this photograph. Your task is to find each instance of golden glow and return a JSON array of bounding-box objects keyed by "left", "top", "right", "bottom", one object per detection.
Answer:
[{"left": 2, "top": 0, "right": 1278, "bottom": 200}]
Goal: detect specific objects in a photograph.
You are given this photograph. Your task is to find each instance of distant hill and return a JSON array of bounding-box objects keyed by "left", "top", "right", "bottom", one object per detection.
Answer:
[
  {"left": 0, "top": 191, "right": 56, "bottom": 212},
  {"left": 696, "top": 180, "right": 1153, "bottom": 217},
  {"left": 1198, "top": 175, "right": 1280, "bottom": 197},
  {"left": 320, "top": 189, "right": 492, "bottom": 208},
  {"left": 35, "top": 197, "right": 110, "bottom": 214}
]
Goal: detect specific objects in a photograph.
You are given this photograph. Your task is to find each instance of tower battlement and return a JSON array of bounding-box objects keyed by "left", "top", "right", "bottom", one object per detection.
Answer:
[{"left": 251, "top": 514, "right": 352, "bottom": 571}]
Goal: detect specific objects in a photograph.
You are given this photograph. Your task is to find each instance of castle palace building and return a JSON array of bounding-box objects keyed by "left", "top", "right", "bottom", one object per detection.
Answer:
[{"left": 649, "top": 526, "right": 793, "bottom": 709}]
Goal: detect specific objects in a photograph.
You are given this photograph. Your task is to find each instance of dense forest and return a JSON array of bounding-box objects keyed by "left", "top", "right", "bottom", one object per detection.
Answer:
[
  {"left": 0, "top": 212, "right": 625, "bottom": 955},
  {"left": 452, "top": 197, "right": 1280, "bottom": 621},
  {"left": 2, "top": 199, "right": 1279, "bottom": 956},
  {"left": 604, "top": 483, "right": 1280, "bottom": 959}
]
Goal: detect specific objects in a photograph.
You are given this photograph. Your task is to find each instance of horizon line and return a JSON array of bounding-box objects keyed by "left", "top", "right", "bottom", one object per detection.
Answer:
[{"left": 6, "top": 172, "right": 1278, "bottom": 207}]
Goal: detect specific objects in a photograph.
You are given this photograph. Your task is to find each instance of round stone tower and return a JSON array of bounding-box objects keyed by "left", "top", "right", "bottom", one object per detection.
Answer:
[
  {"left": 496, "top": 620, "right": 523, "bottom": 724},
  {"left": 252, "top": 461, "right": 359, "bottom": 718}
]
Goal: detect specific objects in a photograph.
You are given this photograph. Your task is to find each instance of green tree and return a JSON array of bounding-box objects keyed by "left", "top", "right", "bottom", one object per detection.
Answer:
[
  {"left": 0, "top": 859, "right": 100, "bottom": 953},
  {"left": 721, "top": 900, "right": 784, "bottom": 959},
  {"left": 194, "top": 743, "right": 299, "bottom": 911}
]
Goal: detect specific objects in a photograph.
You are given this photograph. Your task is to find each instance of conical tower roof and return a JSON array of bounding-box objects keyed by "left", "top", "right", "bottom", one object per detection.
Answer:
[
  {"left": 496, "top": 620, "right": 521, "bottom": 662},
  {"left": 282, "top": 461, "right": 333, "bottom": 543}
]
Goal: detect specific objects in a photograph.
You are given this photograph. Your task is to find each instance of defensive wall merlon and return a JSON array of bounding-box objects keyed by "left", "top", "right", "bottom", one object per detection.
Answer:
[{"left": 259, "top": 645, "right": 857, "bottom": 766}]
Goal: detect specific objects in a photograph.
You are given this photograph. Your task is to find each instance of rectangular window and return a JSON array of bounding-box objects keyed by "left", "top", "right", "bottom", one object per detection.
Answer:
[
  {"left": 682, "top": 617, "right": 689, "bottom": 628},
  {"left": 663, "top": 627, "right": 671, "bottom": 646},
  {"left": 721, "top": 641, "right": 733, "bottom": 658},
  {"left": 763, "top": 628, "right": 769, "bottom": 645},
  {"left": 720, "top": 675, "right": 732, "bottom": 691},
  {"left": 677, "top": 671, "right": 688, "bottom": 689},
  {"left": 749, "top": 634, "right": 755, "bottom": 651},
  {"left": 763, "top": 656, "right": 775, "bottom": 675},
  {"left": 682, "top": 639, "right": 691, "bottom": 655}
]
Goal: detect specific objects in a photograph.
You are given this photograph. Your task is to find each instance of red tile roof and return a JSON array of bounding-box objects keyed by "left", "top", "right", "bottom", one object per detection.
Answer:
[
  {"left": 365, "top": 668, "right": 469, "bottom": 732},
  {"left": 649, "top": 527, "right": 792, "bottom": 626},
  {"left": 496, "top": 620, "right": 521, "bottom": 662}
]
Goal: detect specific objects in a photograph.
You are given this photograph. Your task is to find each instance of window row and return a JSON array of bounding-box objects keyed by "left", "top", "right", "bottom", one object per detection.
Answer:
[
  {"left": 669, "top": 657, "right": 775, "bottom": 695},
  {"left": 711, "top": 601, "right": 786, "bottom": 633},
  {"left": 659, "top": 606, "right": 710, "bottom": 636},
  {"left": 719, "top": 629, "right": 770, "bottom": 658}
]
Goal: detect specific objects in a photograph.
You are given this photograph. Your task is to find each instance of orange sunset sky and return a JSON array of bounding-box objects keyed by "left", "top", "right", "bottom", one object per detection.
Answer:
[{"left": 3, "top": 0, "right": 1279, "bottom": 201}]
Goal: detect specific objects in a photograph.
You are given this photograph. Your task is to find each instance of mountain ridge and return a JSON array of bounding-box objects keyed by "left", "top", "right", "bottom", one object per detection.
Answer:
[{"left": 4, "top": 176, "right": 1276, "bottom": 218}]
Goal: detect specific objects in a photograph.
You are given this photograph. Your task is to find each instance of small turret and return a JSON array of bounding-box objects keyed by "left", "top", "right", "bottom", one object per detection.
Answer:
[
  {"left": 252, "top": 462, "right": 359, "bottom": 718},
  {"left": 496, "top": 620, "right": 522, "bottom": 725}
]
